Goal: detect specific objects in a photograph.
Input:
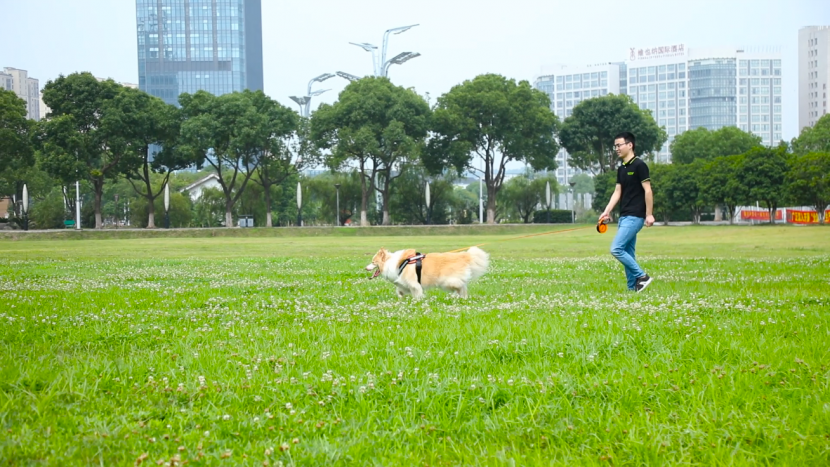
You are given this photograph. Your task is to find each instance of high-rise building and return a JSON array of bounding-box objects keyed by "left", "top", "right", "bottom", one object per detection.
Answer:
[
  {"left": 799, "top": 26, "right": 830, "bottom": 131},
  {"left": 0, "top": 67, "right": 41, "bottom": 120},
  {"left": 534, "top": 62, "right": 626, "bottom": 184},
  {"left": 135, "top": 0, "right": 264, "bottom": 106},
  {"left": 535, "top": 44, "right": 783, "bottom": 166}
]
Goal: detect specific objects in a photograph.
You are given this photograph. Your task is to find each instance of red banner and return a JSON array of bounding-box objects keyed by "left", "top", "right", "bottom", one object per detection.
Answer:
[
  {"left": 740, "top": 210, "right": 783, "bottom": 221},
  {"left": 787, "top": 210, "right": 820, "bottom": 224},
  {"left": 826, "top": 210, "right": 830, "bottom": 223}
]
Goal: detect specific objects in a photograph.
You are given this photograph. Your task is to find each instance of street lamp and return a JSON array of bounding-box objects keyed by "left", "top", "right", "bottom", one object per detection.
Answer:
[
  {"left": 425, "top": 181, "right": 431, "bottom": 225},
  {"left": 297, "top": 181, "right": 303, "bottom": 227},
  {"left": 290, "top": 73, "right": 335, "bottom": 117},
  {"left": 349, "top": 24, "right": 421, "bottom": 77},
  {"left": 75, "top": 180, "right": 81, "bottom": 230},
  {"left": 334, "top": 183, "right": 341, "bottom": 226},
  {"left": 164, "top": 182, "right": 170, "bottom": 229},
  {"left": 569, "top": 180, "right": 576, "bottom": 224},
  {"left": 22, "top": 183, "right": 29, "bottom": 231},
  {"left": 545, "top": 180, "right": 551, "bottom": 224},
  {"left": 114, "top": 194, "right": 119, "bottom": 230},
  {"left": 336, "top": 71, "right": 360, "bottom": 82}
]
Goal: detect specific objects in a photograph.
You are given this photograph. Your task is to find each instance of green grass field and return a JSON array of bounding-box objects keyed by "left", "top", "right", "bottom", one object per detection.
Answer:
[{"left": 1, "top": 225, "right": 829, "bottom": 466}]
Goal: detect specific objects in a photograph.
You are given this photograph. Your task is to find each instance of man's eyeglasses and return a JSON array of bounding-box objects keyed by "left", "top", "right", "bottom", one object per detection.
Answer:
[{"left": 613, "top": 142, "right": 630, "bottom": 149}]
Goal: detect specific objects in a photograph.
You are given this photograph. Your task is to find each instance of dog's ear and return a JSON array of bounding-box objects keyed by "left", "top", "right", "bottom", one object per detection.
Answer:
[{"left": 379, "top": 248, "right": 387, "bottom": 261}]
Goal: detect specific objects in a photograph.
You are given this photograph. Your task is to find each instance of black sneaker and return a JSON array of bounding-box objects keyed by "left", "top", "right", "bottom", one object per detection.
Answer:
[{"left": 635, "top": 274, "right": 653, "bottom": 293}]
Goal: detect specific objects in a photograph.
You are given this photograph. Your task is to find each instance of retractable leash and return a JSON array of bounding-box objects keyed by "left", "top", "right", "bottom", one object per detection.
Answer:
[
  {"left": 442, "top": 224, "right": 597, "bottom": 254},
  {"left": 597, "top": 217, "right": 610, "bottom": 234}
]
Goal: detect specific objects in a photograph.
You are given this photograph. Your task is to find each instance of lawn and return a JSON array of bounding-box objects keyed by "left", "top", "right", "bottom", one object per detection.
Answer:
[{"left": 1, "top": 225, "right": 829, "bottom": 466}]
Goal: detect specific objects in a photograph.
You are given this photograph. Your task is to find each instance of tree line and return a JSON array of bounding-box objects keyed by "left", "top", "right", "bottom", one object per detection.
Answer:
[{"left": 1, "top": 71, "right": 828, "bottom": 228}]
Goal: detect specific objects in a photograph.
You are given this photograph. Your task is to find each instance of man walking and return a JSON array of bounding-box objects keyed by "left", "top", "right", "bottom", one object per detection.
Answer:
[{"left": 599, "top": 132, "right": 654, "bottom": 292}]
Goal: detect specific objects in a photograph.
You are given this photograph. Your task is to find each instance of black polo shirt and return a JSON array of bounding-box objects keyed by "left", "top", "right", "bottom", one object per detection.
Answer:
[{"left": 616, "top": 157, "right": 650, "bottom": 218}]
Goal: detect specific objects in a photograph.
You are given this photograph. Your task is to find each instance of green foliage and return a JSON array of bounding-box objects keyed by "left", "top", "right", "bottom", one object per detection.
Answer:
[
  {"left": 498, "top": 173, "right": 558, "bottom": 224},
  {"left": 311, "top": 77, "right": 430, "bottom": 225},
  {"left": 532, "top": 209, "right": 573, "bottom": 223},
  {"left": 669, "top": 126, "right": 761, "bottom": 165},
  {"left": 179, "top": 90, "right": 297, "bottom": 227},
  {"left": 0, "top": 89, "right": 34, "bottom": 195},
  {"left": 190, "top": 187, "right": 226, "bottom": 228},
  {"left": 303, "top": 171, "right": 365, "bottom": 226},
  {"left": 700, "top": 154, "right": 746, "bottom": 224},
  {"left": 786, "top": 151, "right": 830, "bottom": 222},
  {"left": 559, "top": 94, "right": 666, "bottom": 174},
  {"left": 427, "top": 74, "right": 560, "bottom": 223},
  {"left": 737, "top": 145, "right": 791, "bottom": 224},
  {"left": 389, "top": 165, "right": 456, "bottom": 225},
  {"left": 39, "top": 73, "right": 125, "bottom": 228},
  {"left": 130, "top": 191, "right": 192, "bottom": 228},
  {"left": 792, "top": 113, "right": 830, "bottom": 154},
  {"left": 29, "top": 186, "right": 67, "bottom": 229},
  {"left": 569, "top": 173, "right": 594, "bottom": 195},
  {"left": 591, "top": 172, "right": 617, "bottom": 213}
]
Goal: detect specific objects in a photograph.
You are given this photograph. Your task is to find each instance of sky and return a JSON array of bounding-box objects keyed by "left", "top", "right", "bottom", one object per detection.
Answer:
[{"left": 3, "top": 0, "right": 830, "bottom": 143}]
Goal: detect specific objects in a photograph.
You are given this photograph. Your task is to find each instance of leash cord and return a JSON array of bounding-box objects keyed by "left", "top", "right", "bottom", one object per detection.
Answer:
[{"left": 443, "top": 225, "right": 594, "bottom": 253}]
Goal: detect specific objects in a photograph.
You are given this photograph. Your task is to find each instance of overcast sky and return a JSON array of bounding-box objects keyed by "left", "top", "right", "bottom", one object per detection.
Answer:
[{"left": 3, "top": 0, "right": 830, "bottom": 142}]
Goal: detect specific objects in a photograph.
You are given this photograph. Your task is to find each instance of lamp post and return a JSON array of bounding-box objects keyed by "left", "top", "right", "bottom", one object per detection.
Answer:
[
  {"left": 334, "top": 183, "right": 341, "bottom": 226},
  {"left": 569, "top": 181, "right": 576, "bottom": 224},
  {"left": 296, "top": 181, "right": 302, "bottom": 227},
  {"left": 75, "top": 181, "right": 81, "bottom": 230},
  {"left": 545, "top": 180, "right": 551, "bottom": 224},
  {"left": 290, "top": 73, "right": 335, "bottom": 117},
  {"left": 114, "top": 194, "right": 119, "bottom": 229},
  {"left": 22, "top": 183, "right": 29, "bottom": 231},
  {"left": 425, "top": 181, "right": 431, "bottom": 225},
  {"left": 349, "top": 24, "right": 421, "bottom": 78},
  {"left": 164, "top": 183, "right": 170, "bottom": 229}
]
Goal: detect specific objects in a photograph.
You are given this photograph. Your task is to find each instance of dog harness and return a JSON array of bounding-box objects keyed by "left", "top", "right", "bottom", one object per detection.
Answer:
[{"left": 398, "top": 253, "right": 426, "bottom": 284}]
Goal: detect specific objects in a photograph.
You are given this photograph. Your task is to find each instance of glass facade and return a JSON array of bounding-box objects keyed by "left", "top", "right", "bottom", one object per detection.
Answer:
[
  {"left": 689, "top": 58, "right": 737, "bottom": 131},
  {"left": 136, "top": 0, "right": 263, "bottom": 106},
  {"left": 625, "top": 61, "right": 687, "bottom": 163},
  {"left": 737, "top": 58, "right": 782, "bottom": 145}
]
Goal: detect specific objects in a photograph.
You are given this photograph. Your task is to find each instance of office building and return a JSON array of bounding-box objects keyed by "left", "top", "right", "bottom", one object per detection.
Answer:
[
  {"left": 799, "top": 26, "right": 830, "bottom": 131},
  {"left": 534, "top": 62, "right": 626, "bottom": 184},
  {"left": 135, "top": 0, "right": 264, "bottom": 106},
  {"left": 536, "top": 44, "right": 782, "bottom": 165},
  {"left": 0, "top": 67, "right": 41, "bottom": 120}
]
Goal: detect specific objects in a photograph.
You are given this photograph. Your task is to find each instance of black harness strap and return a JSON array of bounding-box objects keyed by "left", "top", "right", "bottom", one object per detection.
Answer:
[{"left": 398, "top": 253, "right": 425, "bottom": 284}]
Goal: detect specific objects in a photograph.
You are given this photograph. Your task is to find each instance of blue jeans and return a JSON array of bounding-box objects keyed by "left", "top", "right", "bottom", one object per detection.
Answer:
[{"left": 610, "top": 216, "right": 645, "bottom": 290}]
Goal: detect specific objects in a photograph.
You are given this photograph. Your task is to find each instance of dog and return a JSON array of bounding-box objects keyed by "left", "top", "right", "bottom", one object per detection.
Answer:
[{"left": 365, "top": 246, "right": 489, "bottom": 299}]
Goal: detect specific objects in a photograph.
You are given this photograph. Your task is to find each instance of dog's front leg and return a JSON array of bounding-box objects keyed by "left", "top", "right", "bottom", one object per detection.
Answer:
[
  {"left": 410, "top": 284, "right": 425, "bottom": 300},
  {"left": 396, "top": 287, "right": 409, "bottom": 298}
]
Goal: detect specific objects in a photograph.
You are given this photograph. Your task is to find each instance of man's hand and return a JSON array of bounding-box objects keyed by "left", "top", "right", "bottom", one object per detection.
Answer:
[
  {"left": 599, "top": 212, "right": 610, "bottom": 223},
  {"left": 645, "top": 214, "right": 655, "bottom": 227}
]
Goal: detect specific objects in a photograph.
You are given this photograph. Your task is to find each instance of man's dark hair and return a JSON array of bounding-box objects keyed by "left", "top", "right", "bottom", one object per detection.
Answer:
[{"left": 614, "top": 132, "right": 636, "bottom": 150}]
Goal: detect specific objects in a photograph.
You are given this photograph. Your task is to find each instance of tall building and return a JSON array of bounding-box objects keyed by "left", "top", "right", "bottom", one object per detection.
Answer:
[
  {"left": 799, "top": 26, "right": 830, "bottom": 131},
  {"left": 135, "top": 0, "right": 264, "bottom": 106},
  {"left": 534, "top": 62, "right": 626, "bottom": 184},
  {"left": 535, "top": 44, "right": 782, "bottom": 166},
  {"left": 0, "top": 67, "right": 41, "bottom": 120}
]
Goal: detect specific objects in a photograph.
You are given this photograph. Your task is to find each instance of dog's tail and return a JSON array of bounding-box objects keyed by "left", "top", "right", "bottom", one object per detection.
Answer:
[{"left": 467, "top": 246, "right": 490, "bottom": 281}]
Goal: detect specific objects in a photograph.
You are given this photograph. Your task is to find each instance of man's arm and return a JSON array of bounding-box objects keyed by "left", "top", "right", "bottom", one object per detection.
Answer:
[
  {"left": 642, "top": 180, "right": 654, "bottom": 227},
  {"left": 600, "top": 184, "right": 622, "bottom": 221}
]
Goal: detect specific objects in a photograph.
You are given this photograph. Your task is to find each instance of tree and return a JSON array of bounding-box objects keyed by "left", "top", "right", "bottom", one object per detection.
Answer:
[
  {"left": 737, "top": 145, "right": 791, "bottom": 224},
  {"left": 648, "top": 163, "right": 674, "bottom": 224},
  {"left": 426, "top": 74, "right": 560, "bottom": 224},
  {"left": 663, "top": 160, "right": 706, "bottom": 224},
  {"left": 787, "top": 152, "right": 830, "bottom": 222},
  {"left": 559, "top": 94, "right": 666, "bottom": 174},
  {"left": 669, "top": 126, "right": 761, "bottom": 165},
  {"left": 312, "top": 77, "right": 430, "bottom": 226},
  {"left": 304, "top": 171, "right": 363, "bottom": 226},
  {"left": 700, "top": 154, "right": 746, "bottom": 224},
  {"left": 179, "top": 90, "right": 297, "bottom": 227},
  {"left": 0, "top": 89, "right": 34, "bottom": 200},
  {"left": 792, "top": 113, "right": 830, "bottom": 155},
  {"left": 497, "top": 173, "right": 559, "bottom": 223},
  {"left": 39, "top": 72, "right": 124, "bottom": 229},
  {"left": 389, "top": 165, "right": 456, "bottom": 225},
  {"left": 253, "top": 116, "right": 317, "bottom": 227},
  {"left": 591, "top": 172, "right": 616, "bottom": 214},
  {"left": 106, "top": 87, "right": 188, "bottom": 228}
]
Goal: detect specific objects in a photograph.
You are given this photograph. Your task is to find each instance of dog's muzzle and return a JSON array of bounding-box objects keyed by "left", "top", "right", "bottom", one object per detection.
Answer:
[{"left": 366, "top": 264, "right": 380, "bottom": 279}]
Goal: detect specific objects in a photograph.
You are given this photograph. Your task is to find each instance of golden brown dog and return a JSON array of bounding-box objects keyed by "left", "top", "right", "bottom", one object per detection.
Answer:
[{"left": 365, "top": 247, "right": 489, "bottom": 299}]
